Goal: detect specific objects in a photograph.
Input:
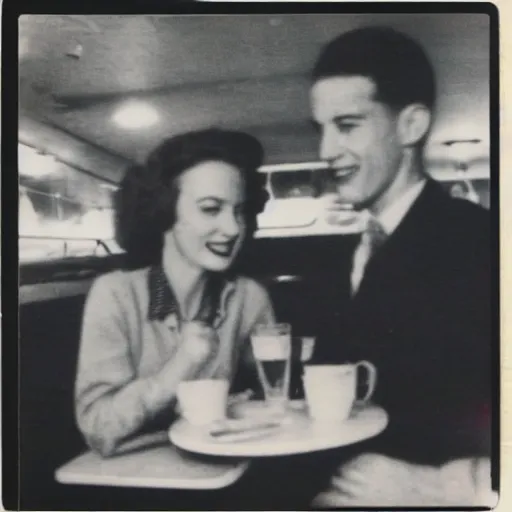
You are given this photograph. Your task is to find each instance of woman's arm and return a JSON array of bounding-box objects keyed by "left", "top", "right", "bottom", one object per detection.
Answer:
[{"left": 75, "top": 274, "right": 205, "bottom": 457}]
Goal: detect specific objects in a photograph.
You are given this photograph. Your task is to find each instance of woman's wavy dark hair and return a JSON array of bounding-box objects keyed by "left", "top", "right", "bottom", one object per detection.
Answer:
[{"left": 114, "top": 128, "right": 268, "bottom": 268}]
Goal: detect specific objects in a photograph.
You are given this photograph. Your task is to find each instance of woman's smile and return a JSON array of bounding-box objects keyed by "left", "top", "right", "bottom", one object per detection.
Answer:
[
  {"left": 168, "top": 160, "right": 246, "bottom": 272},
  {"left": 205, "top": 239, "right": 238, "bottom": 258}
]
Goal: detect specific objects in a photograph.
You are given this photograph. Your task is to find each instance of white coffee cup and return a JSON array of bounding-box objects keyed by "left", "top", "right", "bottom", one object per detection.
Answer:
[
  {"left": 177, "top": 379, "right": 229, "bottom": 426},
  {"left": 303, "top": 361, "right": 377, "bottom": 422}
]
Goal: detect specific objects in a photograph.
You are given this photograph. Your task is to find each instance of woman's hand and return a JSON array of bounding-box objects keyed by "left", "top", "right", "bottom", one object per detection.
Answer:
[
  {"left": 150, "top": 321, "right": 221, "bottom": 411},
  {"left": 179, "top": 321, "right": 220, "bottom": 367}
]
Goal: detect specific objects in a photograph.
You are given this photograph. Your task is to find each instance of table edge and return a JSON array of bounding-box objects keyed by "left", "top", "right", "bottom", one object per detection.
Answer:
[{"left": 54, "top": 459, "right": 250, "bottom": 490}]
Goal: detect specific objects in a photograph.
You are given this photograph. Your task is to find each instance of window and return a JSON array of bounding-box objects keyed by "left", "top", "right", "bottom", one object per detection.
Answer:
[
  {"left": 268, "top": 170, "right": 317, "bottom": 199},
  {"left": 256, "top": 163, "right": 361, "bottom": 237},
  {"left": 19, "top": 143, "right": 122, "bottom": 263},
  {"left": 255, "top": 162, "right": 490, "bottom": 238},
  {"left": 440, "top": 179, "right": 490, "bottom": 208},
  {"left": 19, "top": 145, "right": 490, "bottom": 264}
]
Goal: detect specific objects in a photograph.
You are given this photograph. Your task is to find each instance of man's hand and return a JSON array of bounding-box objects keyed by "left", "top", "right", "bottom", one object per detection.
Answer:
[{"left": 311, "top": 453, "right": 444, "bottom": 508}]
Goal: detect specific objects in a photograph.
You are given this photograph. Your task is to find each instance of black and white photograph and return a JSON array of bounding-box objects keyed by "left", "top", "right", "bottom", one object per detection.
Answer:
[{"left": 13, "top": 5, "right": 499, "bottom": 510}]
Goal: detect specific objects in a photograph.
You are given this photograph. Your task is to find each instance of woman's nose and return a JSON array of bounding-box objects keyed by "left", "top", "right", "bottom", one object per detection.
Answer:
[{"left": 219, "top": 211, "right": 241, "bottom": 237}]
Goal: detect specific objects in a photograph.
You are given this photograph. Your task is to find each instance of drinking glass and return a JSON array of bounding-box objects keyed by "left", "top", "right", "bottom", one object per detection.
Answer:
[{"left": 250, "top": 323, "right": 292, "bottom": 412}]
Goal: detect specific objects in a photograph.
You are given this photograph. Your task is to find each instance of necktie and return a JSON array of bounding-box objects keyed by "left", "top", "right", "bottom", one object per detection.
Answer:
[{"left": 351, "top": 215, "right": 387, "bottom": 295}]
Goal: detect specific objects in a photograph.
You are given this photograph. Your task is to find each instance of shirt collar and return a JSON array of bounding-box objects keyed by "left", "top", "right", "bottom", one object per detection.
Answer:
[
  {"left": 373, "top": 180, "right": 426, "bottom": 235},
  {"left": 147, "top": 263, "right": 235, "bottom": 327},
  {"left": 148, "top": 263, "right": 178, "bottom": 322}
]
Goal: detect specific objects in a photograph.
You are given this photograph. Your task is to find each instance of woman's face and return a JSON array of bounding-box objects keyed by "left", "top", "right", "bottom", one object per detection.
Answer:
[{"left": 166, "top": 160, "right": 247, "bottom": 272}]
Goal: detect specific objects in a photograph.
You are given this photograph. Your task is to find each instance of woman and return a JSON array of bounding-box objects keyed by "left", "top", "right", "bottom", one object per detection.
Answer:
[{"left": 75, "top": 129, "right": 274, "bottom": 457}]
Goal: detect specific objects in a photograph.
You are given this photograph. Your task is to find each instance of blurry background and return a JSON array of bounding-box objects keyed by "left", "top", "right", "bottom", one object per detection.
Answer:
[{"left": 18, "top": 13, "right": 491, "bottom": 261}]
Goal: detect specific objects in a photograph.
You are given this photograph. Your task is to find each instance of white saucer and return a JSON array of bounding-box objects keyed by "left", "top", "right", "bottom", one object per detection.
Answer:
[
  {"left": 169, "top": 400, "right": 388, "bottom": 457},
  {"left": 228, "top": 398, "right": 306, "bottom": 421}
]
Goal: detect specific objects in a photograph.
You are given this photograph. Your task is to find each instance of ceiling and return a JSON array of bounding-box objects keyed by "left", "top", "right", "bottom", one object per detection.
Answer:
[{"left": 19, "top": 13, "right": 491, "bottom": 183}]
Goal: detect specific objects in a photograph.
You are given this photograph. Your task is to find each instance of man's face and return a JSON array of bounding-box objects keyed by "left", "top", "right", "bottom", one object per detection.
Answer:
[{"left": 311, "top": 76, "right": 405, "bottom": 211}]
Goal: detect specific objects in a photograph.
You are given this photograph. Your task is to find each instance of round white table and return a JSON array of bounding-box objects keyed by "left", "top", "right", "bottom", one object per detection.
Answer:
[{"left": 170, "top": 400, "right": 388, "bottom": 457}]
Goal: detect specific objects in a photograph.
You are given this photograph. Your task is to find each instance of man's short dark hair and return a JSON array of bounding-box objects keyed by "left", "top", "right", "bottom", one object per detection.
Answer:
[{"left": 312, "top": 26, "right": 436, "bottom": 111}]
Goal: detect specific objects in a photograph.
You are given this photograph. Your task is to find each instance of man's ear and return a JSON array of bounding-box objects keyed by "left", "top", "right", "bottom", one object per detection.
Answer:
[{"left": 397, "top": 104, "right": 431, "bottom": 146}]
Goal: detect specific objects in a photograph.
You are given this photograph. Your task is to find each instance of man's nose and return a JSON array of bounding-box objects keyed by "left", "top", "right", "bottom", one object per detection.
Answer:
[
  {"left": 219, "top": 210, "right": 241, "bottom": 237},
  {"left": 319, "top": 126, "right": 343, "bottom": 162}
]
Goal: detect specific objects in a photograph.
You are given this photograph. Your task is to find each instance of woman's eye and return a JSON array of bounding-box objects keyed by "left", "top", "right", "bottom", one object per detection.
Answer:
[{"left": 200, "top": 206, "right": 221, "bottom": 216}]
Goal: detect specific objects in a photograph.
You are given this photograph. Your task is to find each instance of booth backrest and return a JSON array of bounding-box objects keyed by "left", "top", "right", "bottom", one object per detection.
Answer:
[{"left": 20, "top": 295, "right": 89, "bottom": 508}]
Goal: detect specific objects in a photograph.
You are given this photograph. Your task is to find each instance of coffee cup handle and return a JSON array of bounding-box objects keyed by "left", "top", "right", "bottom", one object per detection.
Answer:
[{"left": 355, "top": 360, "right": 377, "bottom": 404}]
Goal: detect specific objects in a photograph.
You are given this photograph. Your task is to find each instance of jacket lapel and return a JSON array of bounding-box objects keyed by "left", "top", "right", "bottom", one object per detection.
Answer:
[{"left": 354, "top": 179, "right": 448, "bottom": 300}]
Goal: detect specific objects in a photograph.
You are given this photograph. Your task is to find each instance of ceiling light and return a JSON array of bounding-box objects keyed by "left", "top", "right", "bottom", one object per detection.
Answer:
[{"left": 112, "top": 101, "right": 160, "bottom": 130}]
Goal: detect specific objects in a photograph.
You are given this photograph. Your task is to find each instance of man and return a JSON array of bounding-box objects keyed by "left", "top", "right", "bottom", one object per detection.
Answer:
[{"left": 306, "top": 26, "right": 494, "bottom": 507}]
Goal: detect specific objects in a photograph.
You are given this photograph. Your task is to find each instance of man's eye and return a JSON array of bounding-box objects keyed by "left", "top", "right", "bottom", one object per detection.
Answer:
[{"left": 335, "top": 122, "right": 357, "bottom": 133}]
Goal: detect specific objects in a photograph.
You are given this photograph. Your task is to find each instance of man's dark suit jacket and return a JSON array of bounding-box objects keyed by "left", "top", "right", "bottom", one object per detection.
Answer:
[{"left": 309, "top": 179, "right": 492, "bottom": 466}]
